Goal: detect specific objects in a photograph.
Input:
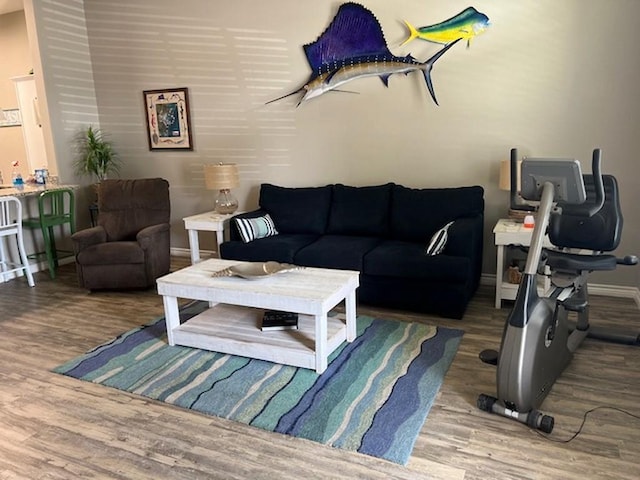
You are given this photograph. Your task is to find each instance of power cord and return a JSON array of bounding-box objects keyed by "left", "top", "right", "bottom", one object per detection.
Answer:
[{"left": 535, "top": 406, "right": 640, "bottom": 443}]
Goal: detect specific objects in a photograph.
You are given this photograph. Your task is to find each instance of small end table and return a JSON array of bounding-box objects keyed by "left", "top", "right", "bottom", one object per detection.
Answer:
[
  {"left": 183, "top": 211, "right": 239, "bottom": 264},
  {"left": 494, "top": 218, "right": 552, "bottom": 308}
]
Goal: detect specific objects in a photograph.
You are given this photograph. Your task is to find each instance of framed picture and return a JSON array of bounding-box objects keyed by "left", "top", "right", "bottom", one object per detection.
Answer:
[
  {"left": 0, "top": 108, "right": 22, "bottom": 127},
  {"left": 143, "top": 87, "right": 193, "bottom": 150}
]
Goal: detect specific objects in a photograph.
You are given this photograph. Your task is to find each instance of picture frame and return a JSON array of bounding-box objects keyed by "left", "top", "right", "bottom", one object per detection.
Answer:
[
  {"left": 0, "top": 108, "right": 22, "bottom": 128},
  {"left": 143, "top": 87, "right": 193, "bottom": 150}
]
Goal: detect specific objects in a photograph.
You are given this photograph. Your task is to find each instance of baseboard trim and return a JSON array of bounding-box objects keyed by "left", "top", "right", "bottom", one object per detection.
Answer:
[
  {"left": 481, "top": 273, "right": 640, "bottom": 308},
  {"left": 588, "top": 283, "right": 640, "bottom": 306},
  {"left": 0, "top": 255, "right": 75, "bottom": 283},
  {"left": 170, "top": 247, "right": 218, "bottom": 262},
  {"left": 171, "top": 247, "right": 193, "bottom": 258}
]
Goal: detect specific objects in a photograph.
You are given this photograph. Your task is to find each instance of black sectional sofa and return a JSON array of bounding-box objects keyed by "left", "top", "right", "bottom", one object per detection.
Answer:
[{"left": 220, "top": 183, "right": 484, "bottom": 319}]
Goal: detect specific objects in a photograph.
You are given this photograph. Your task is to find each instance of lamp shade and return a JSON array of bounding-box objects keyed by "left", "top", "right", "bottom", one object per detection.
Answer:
[
  {"left": 204, "top": 163, "right": 239, "bottom": 190},
  {"left": 499, "top": 159, "right": 521, "bottom": 191}
]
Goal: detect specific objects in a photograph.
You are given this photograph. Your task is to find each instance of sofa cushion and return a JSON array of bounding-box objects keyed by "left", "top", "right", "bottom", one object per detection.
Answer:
[
  {"left": 326, "top": 183, "right": 392, "bottom": 236},
  {"left": 390, "top": 185, "right": 484, "bottom": 242},
  {"left": 259, "top": 183, "right": 332, "bottom": 235},
  {"left": 98, "top": 178, "right": 170, "bottom": 242},
  {"left": 364, "top": 240, "right": 471, "bottom": 282},
  {"left": 294, "top": 235, "right": 381, "bottom": 271},
  {"left": 220, "top": 234, "right": 319, "bottom": 264},
  {"left": 235, "top": 214, "right": 278, "bottom": 243}
]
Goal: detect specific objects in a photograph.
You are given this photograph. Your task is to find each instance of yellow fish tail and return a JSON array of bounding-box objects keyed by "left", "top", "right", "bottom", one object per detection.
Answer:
[{"left": 400, "top": 20, "right": 419, "bottom": 47}]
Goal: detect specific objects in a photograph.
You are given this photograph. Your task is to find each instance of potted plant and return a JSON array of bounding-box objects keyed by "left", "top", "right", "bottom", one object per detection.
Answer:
[{"left": 73, "top": 126, "right": 121, "bottom": 182}]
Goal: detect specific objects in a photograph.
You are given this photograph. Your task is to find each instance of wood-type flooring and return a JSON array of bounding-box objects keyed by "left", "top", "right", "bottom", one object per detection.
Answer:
[{"left": 1, "top": 257, "right": 638, "bottom": 479}]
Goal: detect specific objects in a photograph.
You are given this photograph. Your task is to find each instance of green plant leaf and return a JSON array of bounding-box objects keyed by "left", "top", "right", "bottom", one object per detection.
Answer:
[{"left": 72, "top": 125, "right": 122, "bottom": 182}]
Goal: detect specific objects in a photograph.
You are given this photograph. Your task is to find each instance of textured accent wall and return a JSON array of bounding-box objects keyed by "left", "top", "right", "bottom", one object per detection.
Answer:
[
  {"left": 29, "top": 0, "right": 99, "bottom": 183},
  {"left": 81, "top": 1, "right": 301, "bottom": 222},
  {"left": 27, "top": 1, "right": 640, "bottom": 287}
]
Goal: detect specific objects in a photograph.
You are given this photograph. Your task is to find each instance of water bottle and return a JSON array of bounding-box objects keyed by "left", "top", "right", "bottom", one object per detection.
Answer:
[{"left": 12, "top": 170, "right": 24, "bottom": 186}]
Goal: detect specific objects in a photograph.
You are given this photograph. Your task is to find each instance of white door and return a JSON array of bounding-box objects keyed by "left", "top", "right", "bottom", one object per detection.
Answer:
[{"left": 12, "top": 75, "right": 48, "bottom": 172}]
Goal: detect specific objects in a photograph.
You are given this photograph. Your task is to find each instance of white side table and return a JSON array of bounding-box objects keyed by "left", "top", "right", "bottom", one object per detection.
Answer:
[
  {"left": 494, "top": 218, "right": 553, "bottom": 308},
  {"left": 183, "top": 211, "right": 238, "bottom": 264}
]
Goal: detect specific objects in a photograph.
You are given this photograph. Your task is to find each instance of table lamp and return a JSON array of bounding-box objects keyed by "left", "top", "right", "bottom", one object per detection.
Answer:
[
  {"left": 204, "top": 163, "right": 239, "bottom": 214},
  {"left": 499, "top": 149, "right": 535, "bottom": 221}
]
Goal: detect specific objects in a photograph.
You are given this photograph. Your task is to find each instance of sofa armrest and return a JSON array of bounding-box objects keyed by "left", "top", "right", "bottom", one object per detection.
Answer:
[
  {"left": 137, "top": 223, "right": 170, "bottom": 250},
  {"left": 445, "top": 215, "right": 484, "bottom": 289},
  {"left": 445, "top": 216, "right": 483, "bottom": 256},
  {"left": 71, "top": 226, "right": 107, "bottom": 254},
  {"left": 227, "top": 209, "right": 267, "bottom": 241}
]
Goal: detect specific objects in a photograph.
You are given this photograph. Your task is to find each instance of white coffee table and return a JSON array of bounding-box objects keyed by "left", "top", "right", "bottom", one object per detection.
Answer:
[{"left": 156, "top": 259, "right": 360, "bottom": 373}]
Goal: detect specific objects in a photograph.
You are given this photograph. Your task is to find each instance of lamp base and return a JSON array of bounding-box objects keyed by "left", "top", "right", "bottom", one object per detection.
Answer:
[
  {"left": 508, "top": 208, "right": 537, "bottom": 223},
  {"left": 215, "top": 189, "right": 238, "bottom": 214}
]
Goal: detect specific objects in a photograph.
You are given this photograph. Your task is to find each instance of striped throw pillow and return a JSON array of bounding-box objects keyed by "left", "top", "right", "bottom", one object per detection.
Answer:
[
  {"left": 425, "top": 221, "right": 454, "bottom": 256},
  {"left": 235, "top": 214, "right": 279, "bottom": 243}
]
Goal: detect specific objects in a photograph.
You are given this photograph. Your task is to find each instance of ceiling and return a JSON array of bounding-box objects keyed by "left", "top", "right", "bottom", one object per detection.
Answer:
[{"left": 0, "top": 0, "right": 23, "bottom": 15}]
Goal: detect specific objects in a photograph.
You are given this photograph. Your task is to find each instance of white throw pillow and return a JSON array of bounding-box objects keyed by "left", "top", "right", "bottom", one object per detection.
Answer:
[
  {"left": 425, "top": 221, "right": 454, "bottom": 256},
  {"left": 235, "top": 214, "right": 279, "bottom": 243}
]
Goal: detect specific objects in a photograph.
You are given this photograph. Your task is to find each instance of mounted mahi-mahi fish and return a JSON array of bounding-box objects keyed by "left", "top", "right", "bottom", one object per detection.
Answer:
[
  {"left": 401, "top": 6, "right": 490, "bottom": 48},
  {"left": 266, "top": 2, "right": 461, "bottom": 107}
]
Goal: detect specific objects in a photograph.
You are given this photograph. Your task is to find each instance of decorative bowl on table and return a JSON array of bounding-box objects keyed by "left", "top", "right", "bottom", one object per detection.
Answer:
[{"left": 212, "top": 261, "right": 304, "bottom": 279}]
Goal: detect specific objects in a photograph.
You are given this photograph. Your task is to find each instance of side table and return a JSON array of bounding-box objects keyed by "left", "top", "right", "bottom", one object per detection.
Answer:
[
  {"left": 183, "top": 211, "right": 239, "bottom": 264},
  {"left": 494, "top": 218, "right": 552, "bottom": 308}
]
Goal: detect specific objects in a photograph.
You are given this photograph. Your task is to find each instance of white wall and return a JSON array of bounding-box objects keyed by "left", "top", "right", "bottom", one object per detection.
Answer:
[
  {"left": 27, "top": 0, "right": 640, "bottom": 287},
  {"left": 0, "top": 10, "right": 30, "bottom": 182}
]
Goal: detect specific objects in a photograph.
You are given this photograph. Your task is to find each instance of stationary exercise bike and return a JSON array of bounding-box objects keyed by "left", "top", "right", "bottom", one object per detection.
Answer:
[{"left": 478, "top": 149, "right": 638, "bottom": 433}]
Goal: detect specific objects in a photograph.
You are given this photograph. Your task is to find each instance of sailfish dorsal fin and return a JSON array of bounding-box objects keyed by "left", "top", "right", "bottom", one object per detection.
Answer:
[{"left": 303, "top": 3, "right": 392, "bottom": 71}]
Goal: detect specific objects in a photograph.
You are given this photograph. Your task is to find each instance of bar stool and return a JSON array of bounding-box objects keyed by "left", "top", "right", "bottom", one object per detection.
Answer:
[
  {"left": 0, "top": 196, "right": 35, "bottom": 287},
  {"left": 22, "top": 188, "right": 76, "bottom": 279}
]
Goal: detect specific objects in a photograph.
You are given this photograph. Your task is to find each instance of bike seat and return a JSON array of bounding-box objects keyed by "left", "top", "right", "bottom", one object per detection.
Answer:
[
  {"left": 549, "top": 175, "right": 622, "bottom": 252},
  {"left": 546, "top": 250, "right": 617, "bottom": 272}
]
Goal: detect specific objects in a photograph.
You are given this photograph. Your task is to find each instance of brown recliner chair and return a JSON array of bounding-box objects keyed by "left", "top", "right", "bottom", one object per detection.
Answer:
[{"left": 72, "top": 178, "right": 171, "bottom": 290}]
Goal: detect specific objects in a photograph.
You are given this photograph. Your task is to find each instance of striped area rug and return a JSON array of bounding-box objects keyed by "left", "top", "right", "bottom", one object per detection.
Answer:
[{"left": 54, "top": 301, "right": 463, "bottom": 465}]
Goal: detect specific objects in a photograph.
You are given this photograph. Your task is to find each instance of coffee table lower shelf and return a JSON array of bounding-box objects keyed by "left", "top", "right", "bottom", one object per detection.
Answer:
[{"left": 170, "top": 303, "right": 349, "bottom": 372}]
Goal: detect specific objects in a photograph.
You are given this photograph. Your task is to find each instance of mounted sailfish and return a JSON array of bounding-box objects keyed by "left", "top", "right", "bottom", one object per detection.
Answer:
[
  {"left": 266, "top": 2, "right": 461, "bottom": 107},
  {"left": 401, "top": 6, "right": 490, "bottom": 48}
]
